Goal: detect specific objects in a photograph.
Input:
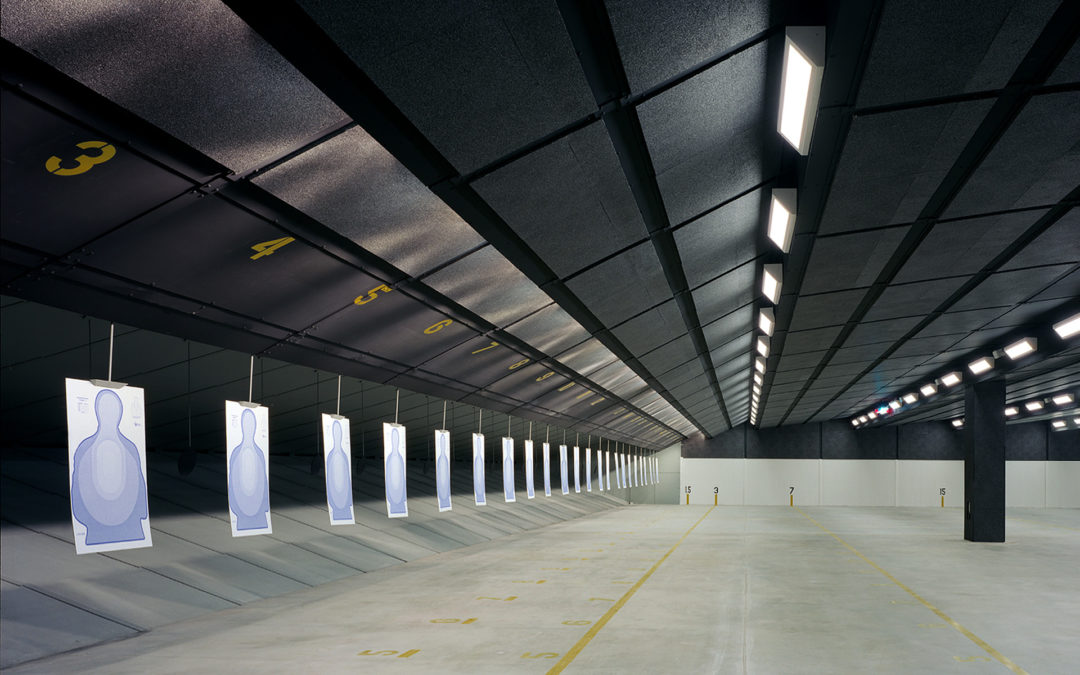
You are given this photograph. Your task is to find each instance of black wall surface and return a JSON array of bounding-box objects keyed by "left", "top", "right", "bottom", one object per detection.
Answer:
[{"left": 684, "top": 421, "right": 1079, "bottom": 460}]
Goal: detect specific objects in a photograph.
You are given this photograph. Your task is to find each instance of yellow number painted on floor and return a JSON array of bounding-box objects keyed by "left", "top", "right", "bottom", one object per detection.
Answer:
[
  {"left": 424, "top": 319, "right": 453, "bottom": 334},
  {"left": 521, "top": 652, "right": 559, "bottom": 659},
  {"left": 249, "top": 237, "right": 295, "bottom": 260},
  {"left": 354, "top": 284, "right": 392, "bottom": 306},
  {"left": 45, "top": 141, "right": 116, "bottom": 176},
  {"left": 471, "top": 341, "right": 499, "bottom": 355},
  {"left": 508, "top": 358, "right": 530, "bottom": 370}
]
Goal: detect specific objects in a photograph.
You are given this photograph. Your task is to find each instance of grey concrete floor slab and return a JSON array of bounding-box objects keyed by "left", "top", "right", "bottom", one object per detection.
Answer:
[{"left": 7, "top": 506, "right": 1077, "bottom": 674}]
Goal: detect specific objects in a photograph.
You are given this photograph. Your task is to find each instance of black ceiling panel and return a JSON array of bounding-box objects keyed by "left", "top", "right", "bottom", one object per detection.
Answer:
[
  {"left": 253, "top": 126, "right": 483, "bottom": 278},
  {"left": 714, "top": 354, "right": 750, "bottom": 383},
  {"left": 555, "top": 339, "right": 618, "bottom": 378},
  {"left": 0, "top": 90, "right": 195, "bottom": 256},
  {"left": 298, "top": 0, "right": 594, "bottom": 174},
  {"left": 1029, "top": 268, "right": 1080, "bottom": 303},
  {"left": 484, "top": 361, "right": 566, "bottom": 402},
  {"left": 691, "top": 264, "right": 755, "bottom": 325},
  {"left": 788, "top": 289, "right": 864, "bottom": 332},
  {"left": 802, "top": 227, "right": 909, "bottom": 295},
  {"left": 611, "top": 301, "right": 687, "bottom": 356},
  {"left": 1001, "top": 209, "right": 1080, "bottom": 271},
  {"left": 417, "top": 335, "right": 528, "bottom": 389},
  {"left": 656, "top": 359, "right": 705, "bottom": 391},
  {"left": 951, "top": 264, "right": 1074, "bottom": 311},
  {"left": 918, "top": 307, "right": 1010, "bottom": 337},
  {"left": 503, "top": 303, "right": 589, "bottom": 356},
  {"left": 946, "top": 92, "right": 1080, "bottom": 217},
  {"left": 818, "top": 101, "right": 992, "bottom": 235},
  {"left": 473, "top": 123, "right": 649, "bottom": 279},
  {"left": 889, "top": 334, "right": 967, "bottom": 358},
  {"left": 783, "top": 325, "right": 845, "bottom": 355},
  {"left": 894, "top": 210, "right": 1046, "bottom": 284},
  {"left": 980, "top": 299, "right": 1067, "bottom": 329},
  {"left": 637, "top": 43, "right": 767, "bottom": 225},
  {"left": 588, "top": 360, "right": 638, "bottom": 392},
  {"left": 845, "top": 316, "right": 924, "bottom": 347},
  {"left": 709, "top": 332, "right": 753, "bottom": 369},
  {"left": 673, "top": 188, "right": 760, "bottom": 289},
  {"left": 3, "top": 0, "right": 346, "bottom": 173},
  {"left": 946, "top": 327, "right": 1016, "bottom": 352},
  {"left": 863, "top": 276, "right": 970, "bottom": 322},
  {"left": 777, "top": 349, "right": 829, "bottom": 372},
  {"left": 639, "top": 335, "right": 697, "bottom": 376},
  {"left": 565, "top": 242, "right": 669, "bottom": 326},
  {"left": 855, "top": 0, "right": 1059, "bottom": 107}
]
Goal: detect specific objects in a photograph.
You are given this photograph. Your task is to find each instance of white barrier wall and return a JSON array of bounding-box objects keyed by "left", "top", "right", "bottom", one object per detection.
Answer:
[{"left": 680, "top": 459, "right": 1080, "bottom": 507}]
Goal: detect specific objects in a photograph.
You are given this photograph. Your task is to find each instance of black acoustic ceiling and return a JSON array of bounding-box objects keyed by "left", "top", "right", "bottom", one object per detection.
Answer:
[{"left": 1, "top": 0, "right": 1077, "bottom": 449}]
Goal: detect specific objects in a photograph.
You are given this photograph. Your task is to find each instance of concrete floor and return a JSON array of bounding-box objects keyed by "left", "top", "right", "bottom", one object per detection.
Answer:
[{"left": 9, "top": 506, "right": 1078, "bottom": 674}]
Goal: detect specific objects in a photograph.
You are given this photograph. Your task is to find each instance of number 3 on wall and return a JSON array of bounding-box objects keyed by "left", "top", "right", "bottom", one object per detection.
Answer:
[{"left": 45, "top": 141, "right": 116, "bottom": 176}]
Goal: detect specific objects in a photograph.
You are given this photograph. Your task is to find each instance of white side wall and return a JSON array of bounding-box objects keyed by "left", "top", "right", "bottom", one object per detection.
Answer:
[{"left": 679, "top": 458, "right": 1080, "bottom": 507}]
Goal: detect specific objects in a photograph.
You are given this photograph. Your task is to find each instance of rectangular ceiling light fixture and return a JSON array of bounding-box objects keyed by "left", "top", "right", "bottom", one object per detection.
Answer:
[
  {"left": 1003, "top": 338, "right": 1037, "bottom": 360},
  {"left": 920, "top": 383, "right": 937, "bottom": 397},
  {"left": 762, "top": 264, "right": 783, "bottom": 304},
  {"left": 1004, "top": 406, "right": 1019, "bottom": 417},
  {"left": 940, "top": 372, "right": 962, "bottom": 388},
  {"left": 1024, "top": 400, "right": 1044, "bottom": 412},
  {"left": 888, "top": 400, "right": 901, "bottom": 410},
  {"left": 1053, "top": 313, "right": 1080, "bottom": 339},
  {"left": 858, "top": 415, "right": 868, "bottom": 423},
  {"left": 951, "top": 418, "right": 964, "bottom": 428},
  {"left": 851, "top": 418, "right": 859, "bottom": 426},
  {"left": 753, "top": 372, "right": 763, "bottom": 386},
  {"left": 868, "top": 411, "right": 877, "bottom": 420},
  {"left": 1052, "top": 393, "right": 1075, "bottom": 406},
  {"left": 902, "top": 393, "right": 918, "bottom": 404},
  {"left": 756, "top": 336, "right": 770, "bottom": 357},
  {"left": 758, "top": 307, "right": 775, "bottom": 335},
  {"left": 778, "top": 27, "right": 826, "bottom": 154},
  {"left": 755, "top": 357, "right": 766, "bottom": 374},
  {"left": 767, "top": 189, "right": 797, "bottom": 252},
  {"left": 968, "top": 357, "right": 994, "bottom": 375},
  {"left": 1052, "top": 420, "right": 1066, "bottom": 429}
]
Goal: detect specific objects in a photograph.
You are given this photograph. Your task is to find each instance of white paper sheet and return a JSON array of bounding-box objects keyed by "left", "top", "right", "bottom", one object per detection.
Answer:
[
  {"left": 226, "top": 400, "right": 272, "bottom": 537},
  {"left": 322, "top": 414, "right": 354, "bottom": 525},
  {"left": 384, "top": 423, "right": 408, "bottom": 518}
]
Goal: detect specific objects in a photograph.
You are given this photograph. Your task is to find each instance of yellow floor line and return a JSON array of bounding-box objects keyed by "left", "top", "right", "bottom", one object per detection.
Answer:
[
  {"left": 546, "top": 506, "right": 715, "bottom": 674},
  {"left": 1007, "top": 516, "right": 1080, "bottom": 532},
  {"left": 794, "top": 507, "right": 1028, "bottom": 675}
]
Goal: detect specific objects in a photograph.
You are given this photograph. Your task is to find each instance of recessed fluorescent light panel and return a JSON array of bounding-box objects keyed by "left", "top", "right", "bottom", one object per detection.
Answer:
[
  {"left": 767, "top": 189, "right": 797, "bottom": 252},
  {"left": 868, "top": 411, "right": 877, "bottom": 420},
  {"left": 888, "top": 400, "right": 901, "bottom": 410},
  {"left": 1003, "top": 338, "right": 1036, "bottom": 360},
  {"left": 758, "top": 307, "right": 775, "bottom": 336},
  {"left": 753, "top": 372, "right": 763, "bottom": 386},
  {"left": 902, "top": 393, "right": 918, "bottom": 404},
  {"left": 968, "top": 357, "right": 994, "bottom": 375},
  {"left": 1052, "top": 420, "right": 1066, "bottom": 429},
  {"left": 778, "top": 27, "right": 826, "bottom": 154},
  {"left": 1024, "top": 400, "right": 1044, "bottom": 412},
  {"left": 1052, "top": 393, "right": 1075, "bottom": 406},
  {"left": 755, "top": 357, "right": 766, "bottom": 374},
  {"left": 1004, "top": 406, "right": 1018, "bottom": 417},
  {"left": 858, "top": 415, "right": 868, "bottom": 423},
  {"left": 920, "top": 383, "right": 937, "bottom": 397},
  {"left": 756, "top": 336, "right": 770, "bottom": 357},
  {"left": 1053, "top": 313, "right": 1080, "bottom": 339},
  {"left": 851, "top": 418, "right": 859, "bottom": 426},
  {"left": 762, "top": 264, "right": 783, "bottom": 304},
  {"left": 940, "top": 372, "right": 961, "bottom": 388},
  {"left": 951, "top": 418, "right": 964, "bottom": 428}
]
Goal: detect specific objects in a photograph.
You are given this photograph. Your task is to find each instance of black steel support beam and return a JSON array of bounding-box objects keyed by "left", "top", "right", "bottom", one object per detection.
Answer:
[{"left": 964, "top": 378, "right": 1006, "bottom": 542}]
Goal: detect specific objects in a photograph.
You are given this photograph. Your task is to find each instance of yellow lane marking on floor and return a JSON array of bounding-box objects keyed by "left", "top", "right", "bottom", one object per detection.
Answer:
[
  {"left": 546, "top": 507, "right": 715, "bottom": 675},
  {"left": 795, "top": 507, "right": 1028, "bottom": 675},
  {"left": 1007, "top": 516, "right": 1080, "bottom": 532}
]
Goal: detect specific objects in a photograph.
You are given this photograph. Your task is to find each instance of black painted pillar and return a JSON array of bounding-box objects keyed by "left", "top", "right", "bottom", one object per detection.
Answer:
[{"left": 964, "top": 379, "right": 1006, "bottom": 542}]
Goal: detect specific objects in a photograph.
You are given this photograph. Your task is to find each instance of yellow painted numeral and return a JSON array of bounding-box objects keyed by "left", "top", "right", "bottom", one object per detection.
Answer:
[
  {"left": 476, "top": 596, "right": 517, "bottom": 601},
  {"left": 589, "top": 396, "right": 606, "bottom": 406},
  {"left": 45, "top": 141, "right": 116, "bottom": 176},
  {"left": 535, "top": 371, "right": 555, "bottom": 382},
  {"left": 575, "top": 390, "right": 594, "bottom": 400},
  {"left": 521, "top": 652, "right": 559, "bottom": 659},
  {"left": 250, "top": 237, "right": 295, "bottom": 260},
  {"left": 557, "top": 382, "right": 576, "bottom": 392},
  {"left": 430, "top": 618, "right": 478, "bottom": 624},
  {"left": 424, "top": 319, "right": 453, "bottom": 334},
  {"left": 357, "top": 649, "right": 419, "bottom": 658},
  {"left": 508, "top": 358, "right": 530, "bottom": 370},
  {"left": 512, "top": 580, "right": 547, "bottom": 584},
  {"left": 354, "top": 284, "right": 392, "bottom": 306},
  {"left": 471, "top": 341, "right": 499, "bottom": 355}
]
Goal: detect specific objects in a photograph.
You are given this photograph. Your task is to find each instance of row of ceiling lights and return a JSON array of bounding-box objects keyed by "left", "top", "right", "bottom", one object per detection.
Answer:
[
  {"left": 750, "top": 27, "right": 825, "bottom": 427},
  {"left": 851, "top": 312, "right": 1080, "bottom": 429},
  {"left": 952, "top": 391, "right": 1080, "bottom": 431}
]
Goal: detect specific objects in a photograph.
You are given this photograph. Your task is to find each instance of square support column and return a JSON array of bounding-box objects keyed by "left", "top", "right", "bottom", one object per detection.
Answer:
[{"left": 964, "top": 379, "right": 1006, "bottom": 542}]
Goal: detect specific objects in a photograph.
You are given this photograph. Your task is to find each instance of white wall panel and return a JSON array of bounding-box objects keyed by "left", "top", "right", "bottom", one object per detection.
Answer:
[
  {"left": 1006, "top": 461, "right": 1046, "bottom": 507},
  {"left": 680, "top": 458, "right": 744, "bottom": 505},
  {"left": 897, "top": 460, "right": 963, "bottom": 507},
  {"left": 821, "top": 460, "right": 896, "bottom": 506},
  {"left": 1046, "top": 462, "right": 1080, "bottom": 508},
  {"left": 745, "top": 459, "right": 820, "bottom": 506}
]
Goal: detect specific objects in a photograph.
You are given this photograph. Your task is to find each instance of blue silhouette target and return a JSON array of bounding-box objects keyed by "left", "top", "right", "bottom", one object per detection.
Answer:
[
  {"left": 66, "top": 380, "right": 151, "bottom": 554},
  {"left": 542, "top": 442, "right": 552, "bottom": 497},
  {"left": 559, "top": 445, "right": 569, "bottom": 495},
  {"left": 384, "top": 423, "right": 408, "bottom": 518},
  {"left": 524, "top": 440, "right": 535, "bottom": 499},
  {"left": 586, "top": 448, "right": 592, "bottom": 492},
  {"left": 226, "top": 402, "right": 271, "bottom": 536},
  {"left": 322, "top": 415, "right": 354, "bottom": 525},
  {"left": 573, "top": 446, "right": 581, "bottom": 493},
  {"left": 605, "top": 451, "right": 611, "bottom": 491},
  {"left": 473, "top": 433, "right": 486, "bottom": 506},
  {"left": 502, "top": 437, "right": 516, "bottom": 503},
  {"left": 436, "top": 429, "right": 452, "bottom": 512}
]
